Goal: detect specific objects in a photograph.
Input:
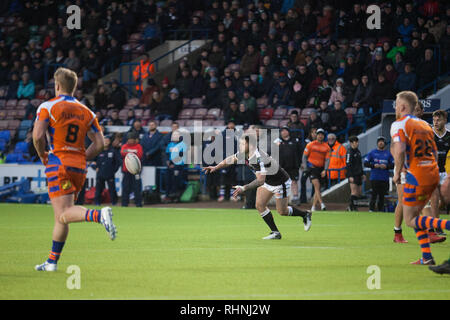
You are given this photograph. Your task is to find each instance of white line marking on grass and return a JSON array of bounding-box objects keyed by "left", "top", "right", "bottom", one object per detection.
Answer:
[{"left": 99, "top": 289, "right": 450, "bottom": 300}]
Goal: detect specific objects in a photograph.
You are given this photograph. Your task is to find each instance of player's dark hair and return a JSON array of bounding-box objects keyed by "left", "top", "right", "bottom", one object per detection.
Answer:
[
  {"left": 432, "top": 110, "right": 447, "bottom": 119},
  {"left": 349, "top": 135, "right": 359, "bottom": 142}
]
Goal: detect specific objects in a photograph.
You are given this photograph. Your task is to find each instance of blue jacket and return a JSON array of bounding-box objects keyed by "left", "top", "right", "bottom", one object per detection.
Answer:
[
  {"left": 165, "top": 141, "right": 188, "bottom": 166},
  {"left": 364, "top": 148, "right": 394, "bottom": 181},
  {"left": 141, "top": 130, "right": 164, "bottom": 166},
  {"left": 395, "top": 72, "right": 416, "bottom": 91}
]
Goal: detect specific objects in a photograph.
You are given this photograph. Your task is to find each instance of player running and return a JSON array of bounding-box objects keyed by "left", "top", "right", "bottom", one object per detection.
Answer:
[
  {"left": 33, "top": 68, "right": 117, "bottom": 272},
  {"left": 391, "top": 91, "right": 450, "bottom": 265},
  {"left": 203, "top": 133, "right": 311, "bottom": 240},
  {"left": 301, "top": 128, "right": 331, "bottom": 211}
]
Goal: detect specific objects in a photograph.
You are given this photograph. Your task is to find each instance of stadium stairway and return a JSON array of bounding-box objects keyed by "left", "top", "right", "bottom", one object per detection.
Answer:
[{"left": 91, "top": 39, "right": 209, "bottom": 100}]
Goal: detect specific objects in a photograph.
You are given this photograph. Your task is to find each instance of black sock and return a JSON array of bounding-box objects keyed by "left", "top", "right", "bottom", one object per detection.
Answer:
[
  {"left": 428, "top": 228, "right": 435, "bottom": 233},
  {"left": 288, "top": 206, "right": 306, "bottom": 218},
  {"left": 262, "top": 211, "right": 279, "bottom": 232},
  {"left": 350, "top": 195, "right": 357, "bottom": 206},
  {"left": 394, "top": 227, "right": 402, "bottom": 234}
]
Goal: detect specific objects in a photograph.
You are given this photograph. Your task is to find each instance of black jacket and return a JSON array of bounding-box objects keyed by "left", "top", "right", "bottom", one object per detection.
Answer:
[
  {"left": 278, "top": 136, "right": 303, "bottom": 171},
  {"left": 95, "top": 147, "right": 122, "bottom": 179},
  {"left": 346, "top": 147, "right": 363, "bottom": 177}
]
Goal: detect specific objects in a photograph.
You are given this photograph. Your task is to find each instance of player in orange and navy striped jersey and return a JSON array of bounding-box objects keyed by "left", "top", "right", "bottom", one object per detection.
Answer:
[
  {"left": 391, "top": 91, "right": 450, "bottom": 265},
  {"left": 33, "top": 68, "right": 117, "bottom": 272}
]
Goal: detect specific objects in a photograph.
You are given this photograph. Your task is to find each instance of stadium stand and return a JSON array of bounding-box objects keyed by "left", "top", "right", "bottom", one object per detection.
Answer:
[{"left": 0, "top": 0, "right": 448, "bottom": 198}]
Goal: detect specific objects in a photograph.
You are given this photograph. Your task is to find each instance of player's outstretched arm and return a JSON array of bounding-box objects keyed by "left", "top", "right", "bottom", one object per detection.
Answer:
[
  {"left": 202, "top": 154, "right": 236, "bottom": 174},
  {"left": 86, "top": 130, "right": 105, "bottom": 160}
]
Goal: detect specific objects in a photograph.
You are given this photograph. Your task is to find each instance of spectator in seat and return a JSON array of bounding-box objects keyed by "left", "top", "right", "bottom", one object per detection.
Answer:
[
  {"left": 287, "top": 110, "right": 306, "bottom": 139},
  {"left": 291, "top": 80, "right": 308, "bottom": 109},
  {"left": 224, "top": 101, "right": 240, "bottom": 124},
  {"left": 328, "top": 78, "right": 345, "bottom": 106},
  {"left": 305, "top": 111, "right": 323, "bottom": 135},
  {"left": 393, "top": 52, "right": 406, "bottom": 74},
  {"left": 313, "top": 78, "right": 332, "bottom": 107},
  {"left": 7, "top": 72, "right": 20, "bottom": 99},
  {"left": 343, "top": 54, "right": 362, "bottom": 85},
  {"left": 141, "top": 120, "right": 164, "bottom": 166},
  {"left": 371, "top": 73, "right": 394, "bottom": 112},
  {"left": 416, "top": 48, "right": 438, "bottom": 89},
  {"left": 140, "top": 78, "right": 159, "bottom": 107},
  {"left": 343, "top": 76, "right": 359, "bottom": 107},
  {"left": 240, "top": 44, "right": 260, "bottom": 76},
  {"left": 236, "top": 103, "right": 254, "bottom": 125},
  {"left": 30, "top": 60, "right": 45, "bottom": 88},
  {"left": 208, "top": 43, "right": 225, "bottom": 72},
  {"left": 125, "top": 109, "right": 136, "bottom": 126},
  {"left": 94, "top": 85, "right": 108, "bottom": 111},
  {"left": 269, "top": 76, "right": 291, "bottom": 107},
  {"left": 159, "top": 88, "right": 182, "bottom": 120},
  {"left": 107, "top": 80, "right": 126, "bottom": 110},
  {"left": 149, "top": 90, "right": 163, "bottom": 116},
  {"left": 394, "top": 63, "right": 417, "bottom": 92},
  {"left": 316, "top": 100, "right": 331, "bottom": 130},
  {"left": 160, "top": 77, "right": 171, "bottom": 98},
  {"left": 17, "top": 73, "right": 35, "bottom": 99},
  {"left": 387, "top": 38, "right": 407, "bottom": 64},
  {"left": 175, "top": 67, "right": 191, "bottom": 99},
  {"left": 352, "top": 74, "right": 373, "bottom": 116},
  {"left": 369, "top": 49, "right": 386, "bottom": 82},
  {"left": 124, "top": 119, "right": 146, "bottom": 143},
  {"left": 328, "top": 100, "right": 347, "bottom": 136},
  {"left": 143, "top": 16, "right": 161, "bottom": 51},
  {"left": 189, "top": 67, "right": 205, "bottom": 99},
  {"left": 240, "top": 90, "right": 257, "bottom": 114},
  {"left": 384, "top": 63, "right": 398, "bottom": 85},
  {"left": 204, "top": 77, "right": 222, "bottom": 108},
  {"left": 64, "top": 49, "right": 80, "bottom": 73},
  {"left": 397, "top": 17, "right": 414, "bottom": 44},
  {"left": 108, "top": 110, "right": 123, "bottom": 126}
]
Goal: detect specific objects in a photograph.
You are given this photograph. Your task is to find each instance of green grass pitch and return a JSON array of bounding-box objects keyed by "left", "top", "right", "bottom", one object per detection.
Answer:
[{"left": 0, "top": 203, "right": 449, "bottom": 300}]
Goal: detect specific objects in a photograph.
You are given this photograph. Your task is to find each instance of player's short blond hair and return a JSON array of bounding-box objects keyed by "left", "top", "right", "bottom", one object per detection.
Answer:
[
  {"left": 396, "top": 91, "right": 418, "bottom": 112},
  {"left": 54, "top": 67, "right": 78, "bottom": 95}
]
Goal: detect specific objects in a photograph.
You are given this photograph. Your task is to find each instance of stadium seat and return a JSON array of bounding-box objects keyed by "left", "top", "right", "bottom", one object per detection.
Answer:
[
  {"left": 6, "top": 110, "right": 16, "bottom": 120},
  {"left": 129, "top": 33, "right": 142, "bottom": 44},
  {"left": 206, "top": 108, "right": 221, "bottom": 120},
  {"left": 202, "top": 120, "right": 213, "bottom": 127},
  {"left": 159, "top": 119, "right": 173, "bottom": 127},
  {"left": 16, "top": 110, "right": 26, "bottom": 119},
  {"left": 301, "top": 108, "right": 315, "bottom": 119},
  {"left": 0, "top": 139, "right": 6, "bottom": 152},
  {"left": 142, "top": 109, "right": 151, "bottom": 120},
  {"left": 18, "top": 99, "right": 29, "bottom": 108},
  {"left": 190, "top": 98, "right": 204, "bottom": 106},
  {"left": 193, "top": 108, "right": 208, "bottom": 119},
  {"left": 0, "top": 121, "right": 8, "bottom": 130},
  {"left": 0, "top": 110, "right": 5, "bottom": 120},
  {"left": 118, "top": 109, "right": 128, "bottom": 121},
  {"left": 0, "top": 99, "right": 6, "bottom": 109},
  {"left": 212, "top": 120, "right": 225, "bottom": 126},
  {"left": 184, "top": 120, "right": 196, "bottom": 127},
  {"left": 8, "top": 120, "right": 20, "bottom": 130},
  {"left": 15, "top": 141, "right": 29, "bottom": 153},
  {"left": 258, "top": 108, "right": 274, "bottom": 120},
  {"left": 134, "top": 109, "right": 144, "bottom": 118},
  {"left": 19, "top": 120, "right": 32, "bottom": 130},
  {"left": 279, "top": 119, "right": 289, "bottom": 127},
  {"left": 265, "top": 119, "right": 279, "bottom": 127},
  {"left": 0, "top": 88, "right": 6, "bottom": 99},
  {"left": 0, "top": 130, "right": 11, "bottom": 142},
  {"left": 176, "top": 119, "right": 185, "bottom": 126},
  {"left": 17, "top": 129, "right": 28, "bottom": 141},
  {"left": 273, "top": 108, "right": 287, "bottom": 119},
  {"left": 183, "top": 98, "right": 191, "bottom": 106},
  {"left": 187, "top": 104, "right": 202, "bottom": 109},
  {"left": 126, "top": 98, "right": 140, "bottom": 108},
  {"left": 178, "top": 108, "right": 194, "bottom": 119},
  {"left": 37, "top": 89, "right": 47, "bottom": 99},
  {"left": 229, "top": 64, "right": 240, "bottom": 72},
  {"left": 6, "top": 99, "right": 17, "bottom": 109}
]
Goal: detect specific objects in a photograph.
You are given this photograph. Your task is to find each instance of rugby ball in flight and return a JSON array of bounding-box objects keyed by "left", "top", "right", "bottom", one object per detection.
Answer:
[{"left": 125, "top": 153, "right": 141, "bottom": 175}]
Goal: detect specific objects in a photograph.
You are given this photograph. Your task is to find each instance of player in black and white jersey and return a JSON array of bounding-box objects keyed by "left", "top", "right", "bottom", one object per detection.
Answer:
[
  {"left": 430, "top": 110, "right": 450, "bottom": 236},
  {"left": 203, "top": 133, "right": 311, "bottom": 240}
]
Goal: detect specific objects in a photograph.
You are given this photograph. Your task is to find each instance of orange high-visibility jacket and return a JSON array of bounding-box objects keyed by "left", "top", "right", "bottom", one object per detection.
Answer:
[
  {"left": 328, "top": 142, "right": 347, "bottom": 180},
  {"left": 133, "top": 59, "right": 155, "bottom": 91}
]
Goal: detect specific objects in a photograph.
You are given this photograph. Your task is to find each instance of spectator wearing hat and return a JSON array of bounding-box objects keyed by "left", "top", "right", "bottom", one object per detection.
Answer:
[
  {"left": 7, "top": 72, "right": 20, "bottom": 100},
  {"left": 224, "top": 101, "right": 240, "bottom": 123},
  {"left": 313, "top": 78, "right": 332, "bottom": 107},
  {"left": 352, "top": 39, "right": 369, "bottom": 69},
  {"left": 269, "top": 76, "right": 291, "bottom": 107},
  {"left": 107, "top": 80, "right": 126, "bottom": 110},
  {"left": 240, "top": 90, "right": 257, "bottom": 115},
  {"left": 287, "top": 110, "right": 306, "bottom": 139},
  {"left": 275, "top": 126, "right": 303, "bottom": 203},
  {"left": 364, "top": 136, "right": 394, "bottom": 212},
  {"left": 394, "top": 63, "right": 417, "bottom": 91},
  {"left": 328, "top": 78, "right": 345, "bottom": 106},
  {"left": 343, "top": 53, "right": 362, "bottom": 84},
  {"left": 204, "top": 77, "right": 223, "bottom": 108},
  {"left": 240, "top": 77, "right": 256, "bottom": 98},
  {"left": 189, "top": 67, "right": 206, "bottom": 99},
  {"left": 240, "top": 44, "right": 260, "bottom": 76},
  {"left": 120, "top": 131, "right": 144, "bottom": 207},
  {"left": 175, "top": 67, "right": 191, "bottom": 98},
  {"left": 160, "top": 77, "right": 171, "bottom": 97},
  {"left": 158, "top": 88, "right": 182, "bottom": 120}
]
